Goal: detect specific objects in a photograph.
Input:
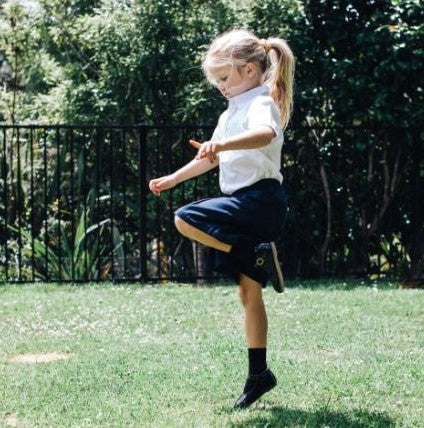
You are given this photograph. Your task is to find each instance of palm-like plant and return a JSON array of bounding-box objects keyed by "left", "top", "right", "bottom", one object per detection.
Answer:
[{"left": 8, "top": 200, "right": 125, "bottom": 281}]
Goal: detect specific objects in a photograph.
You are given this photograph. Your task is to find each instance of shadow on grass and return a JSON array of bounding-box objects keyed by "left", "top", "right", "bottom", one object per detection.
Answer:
[{"left": 227, "top": 406, "right": 395, "bottom": 427}]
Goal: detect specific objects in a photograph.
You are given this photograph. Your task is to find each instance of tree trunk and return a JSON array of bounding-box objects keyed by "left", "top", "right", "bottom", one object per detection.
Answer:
[
  {"left": 348, "top": 229, "right": 370, "bottom": 276},
  {"left": 319, "top": 163, "right": 331, "bottom": 274}
]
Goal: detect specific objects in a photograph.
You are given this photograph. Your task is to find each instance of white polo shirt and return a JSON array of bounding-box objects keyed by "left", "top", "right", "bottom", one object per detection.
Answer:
[{"left": 211, "top": 85, "right": 284, "bottom": 195}]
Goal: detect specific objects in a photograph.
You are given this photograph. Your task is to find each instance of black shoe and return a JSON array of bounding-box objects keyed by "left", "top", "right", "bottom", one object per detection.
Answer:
[
  {"left": 254, "top": 242, "right": 284, "bottom": 293},
  {"left": 234, "top": 368, "right": 277, "bottom": 409}
]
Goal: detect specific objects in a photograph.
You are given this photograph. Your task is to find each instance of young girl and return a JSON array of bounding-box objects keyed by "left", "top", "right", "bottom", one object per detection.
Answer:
[{"left": 149, "top": 29, "right": 294, "bottom": 408}]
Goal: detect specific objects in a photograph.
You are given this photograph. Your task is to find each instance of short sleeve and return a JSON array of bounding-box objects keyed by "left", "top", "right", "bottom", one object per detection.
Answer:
[
  {"left": 245, "top": 96, "right": 282, "bottom": 138},
  {"left": 210, "top": 111, "right": 226, "bottom": 141},
  {"left": 210, "top": 124, "right": 222, "bottom": 141}
]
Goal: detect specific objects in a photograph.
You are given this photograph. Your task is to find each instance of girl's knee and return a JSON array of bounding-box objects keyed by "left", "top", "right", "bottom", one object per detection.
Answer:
[
  {"left": 238, "top": 286, "right": 249, "bottom": 307},
  {"left": 238, "top": 282, "right": 263, "bottom": 307},
  {"left": 174, "top": 215, "right": 189, "bottom": 236}
]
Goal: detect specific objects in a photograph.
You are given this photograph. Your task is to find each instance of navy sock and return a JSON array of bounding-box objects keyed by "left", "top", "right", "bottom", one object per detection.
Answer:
[{"left": 248, "top": 348, "right": 267, "bottom": 375}]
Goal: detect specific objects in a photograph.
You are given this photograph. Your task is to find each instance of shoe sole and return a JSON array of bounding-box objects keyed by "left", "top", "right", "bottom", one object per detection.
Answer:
[
  {"left": 269, "top": 242, "right": 284, "bottom": 293},
  {"left": 234, "top": 373, "right": 277, "bottom": 409}
]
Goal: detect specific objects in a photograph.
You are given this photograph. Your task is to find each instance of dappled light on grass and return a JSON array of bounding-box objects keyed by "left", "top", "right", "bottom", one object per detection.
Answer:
[{"left": 6, "top": 352, "right": 73, "bottom": 364}]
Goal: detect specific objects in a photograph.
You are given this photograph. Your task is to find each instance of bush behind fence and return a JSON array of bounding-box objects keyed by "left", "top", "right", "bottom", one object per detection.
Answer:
[{"left": 0, "top": 124, "right": 422, "bottom": 283}]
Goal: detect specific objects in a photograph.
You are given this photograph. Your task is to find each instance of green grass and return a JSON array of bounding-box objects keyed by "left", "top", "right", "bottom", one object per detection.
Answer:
[{"left": 0, "top": 280, "right": 423, "bottom": 427}]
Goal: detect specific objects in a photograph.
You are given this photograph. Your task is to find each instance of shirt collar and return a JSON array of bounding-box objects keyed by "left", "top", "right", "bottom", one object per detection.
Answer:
[{"left": 228, "top": 85, "right": 269, "bottom": 108}]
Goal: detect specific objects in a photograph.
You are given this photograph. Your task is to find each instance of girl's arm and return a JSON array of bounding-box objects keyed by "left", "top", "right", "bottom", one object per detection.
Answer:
[
  {"left": 149, "top": 155, "right": 218, "bottom": 196},
  {"left": 195, "top": 126, "right": 275, "bottom": 160}
]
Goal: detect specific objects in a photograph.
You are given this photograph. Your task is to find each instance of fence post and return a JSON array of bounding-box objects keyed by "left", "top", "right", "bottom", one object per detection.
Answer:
[
  {"left": 408, "top": 128, "right": 423, "bottom": 280},
  {"left": 138, "top": 125, "right": 148, "bottom": 281}
]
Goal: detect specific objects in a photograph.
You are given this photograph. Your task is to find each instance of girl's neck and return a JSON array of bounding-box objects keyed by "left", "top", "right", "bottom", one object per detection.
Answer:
[{"left": 229, "top": 85, "right": 268, "bottom": 106}]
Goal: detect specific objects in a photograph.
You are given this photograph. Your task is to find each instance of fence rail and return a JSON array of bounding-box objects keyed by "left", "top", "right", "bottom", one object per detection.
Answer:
[{"left": 0, "top": 124, "right": 422, "bottom": 283}]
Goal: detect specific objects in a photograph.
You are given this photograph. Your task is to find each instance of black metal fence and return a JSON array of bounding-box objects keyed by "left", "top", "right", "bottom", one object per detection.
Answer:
[{"left": 0, "top": 124, "right": 422, "bottom": 283}]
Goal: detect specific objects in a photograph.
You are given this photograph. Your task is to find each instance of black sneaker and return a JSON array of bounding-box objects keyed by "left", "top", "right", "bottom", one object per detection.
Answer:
[
  {"left": 254, "top": 242, "right": 284, "bottom": 293},
  {"left": 234, "top": 368, "right": 277, "bottom": 409}
]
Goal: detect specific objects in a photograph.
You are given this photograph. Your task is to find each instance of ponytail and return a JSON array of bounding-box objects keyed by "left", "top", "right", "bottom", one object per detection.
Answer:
[
  {"left": 263, "top": 38, "right": 295, "bottom": 129},
  {"left": 202, "top": 29, "right": 295, "bottom": 129}
]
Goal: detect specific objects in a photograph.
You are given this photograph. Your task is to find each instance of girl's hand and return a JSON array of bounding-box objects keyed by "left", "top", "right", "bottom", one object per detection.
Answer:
[
  {"left": 195, "top": 140, "right": 223, "bottom": 163},
  {"left": 149, "top": 174, "right": 177, "bottom": 196}
]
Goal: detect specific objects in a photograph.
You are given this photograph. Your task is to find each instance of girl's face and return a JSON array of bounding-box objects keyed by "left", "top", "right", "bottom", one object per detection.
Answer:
[{"left": 211, "top": 63, "right": 260, "bottom": 99}]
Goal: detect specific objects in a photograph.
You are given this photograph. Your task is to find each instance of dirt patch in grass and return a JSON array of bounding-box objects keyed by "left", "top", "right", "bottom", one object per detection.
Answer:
[
  {"left": 6, "top": 352, "right": 73, "bottom": 363},
  {"left": 4, "top": 414, "right": 20, "bottom": 427}
]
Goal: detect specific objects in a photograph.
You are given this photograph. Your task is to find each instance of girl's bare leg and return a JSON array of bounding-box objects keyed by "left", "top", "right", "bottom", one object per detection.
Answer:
[
  {"left": 176, "top": 214, "right": 273, "bottom": 407},
  {"left": 238, "top": 273, "right": 267, "bottom": 348},
  {"left": 234, "top": 274, "right": 276, "bottom": 409},
  {"left": 175, "top": 216, "right": 266, "bottom": 345},
  {"left": 174, "top": 215, "right": 231, "bottom": 253}
]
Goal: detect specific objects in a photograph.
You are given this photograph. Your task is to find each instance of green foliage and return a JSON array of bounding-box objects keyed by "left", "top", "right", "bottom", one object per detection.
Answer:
[
  {"left": 249, "top": 0, "right": 424, "bottom": 127},
  {"left": 0, "top": 125, "right": 130, "bottom": 281},
  {"left": 0, "top": 1, "right": 72, "bottom": 122},
  {"left": 1, "top": 0, "right": 236, "bottom": 124},
  {"left": 1, "top": 0, "right": 422, "bottom": 125},
  {"left": 247, "top": 1, "right": 423, "bottom": 276},
  {"left": 4, "top": 191, "right": 125, "bottom": 281},
  {"left": 0, "top": 1, "right": 422, "bottom": 280}
]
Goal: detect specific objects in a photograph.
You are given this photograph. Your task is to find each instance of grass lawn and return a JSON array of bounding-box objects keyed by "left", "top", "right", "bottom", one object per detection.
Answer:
[{"left": 0, "top": 280, "right": 423, "bottom": 427}]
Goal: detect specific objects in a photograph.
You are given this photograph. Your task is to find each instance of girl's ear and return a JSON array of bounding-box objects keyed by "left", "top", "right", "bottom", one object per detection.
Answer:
[{"left": 245, "top": 62, "right": 259, "bottom": 78}]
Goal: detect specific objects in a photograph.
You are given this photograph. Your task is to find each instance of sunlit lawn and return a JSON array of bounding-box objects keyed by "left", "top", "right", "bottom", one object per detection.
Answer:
[{"left": 0, "top": 280, "right": 423, "bottom": 427}]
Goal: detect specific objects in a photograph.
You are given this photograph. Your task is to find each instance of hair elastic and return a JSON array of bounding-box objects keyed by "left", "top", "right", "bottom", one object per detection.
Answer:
[{"left": 261, "top": 39, "right": 272, "bottom": 54}]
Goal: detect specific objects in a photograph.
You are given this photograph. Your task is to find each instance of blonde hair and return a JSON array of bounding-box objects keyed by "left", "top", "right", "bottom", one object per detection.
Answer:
[{"left": 202, "top": 29, "right": 295, "bottom": 129}]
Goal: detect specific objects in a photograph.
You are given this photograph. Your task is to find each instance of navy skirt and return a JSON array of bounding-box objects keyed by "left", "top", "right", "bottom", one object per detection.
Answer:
[{"left": 175, "top": 178, "right": 288, "bottom": 286}]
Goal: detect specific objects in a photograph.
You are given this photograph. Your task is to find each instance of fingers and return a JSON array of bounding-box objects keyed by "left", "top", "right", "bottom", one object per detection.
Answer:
[
  {"left": 149, "top": 178, "right": 165, "bottom": 196},
  {"left": 198, "top": 147, "right": 216, "bottom": 163},
  {"left": 149, "top": 179, "right": 160, "bottom": 196},
  {"left": 189, "top": 139, "right": 202, "bottom": 149},
  {"left": 189, "top": 139, "right": 216, "bottom": 163},
  {"left": 195, "top": 142, "right": 217, "bottom": 163},
  {"left": 201, "top": 144, "right": 217, "bottom": 163}
]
